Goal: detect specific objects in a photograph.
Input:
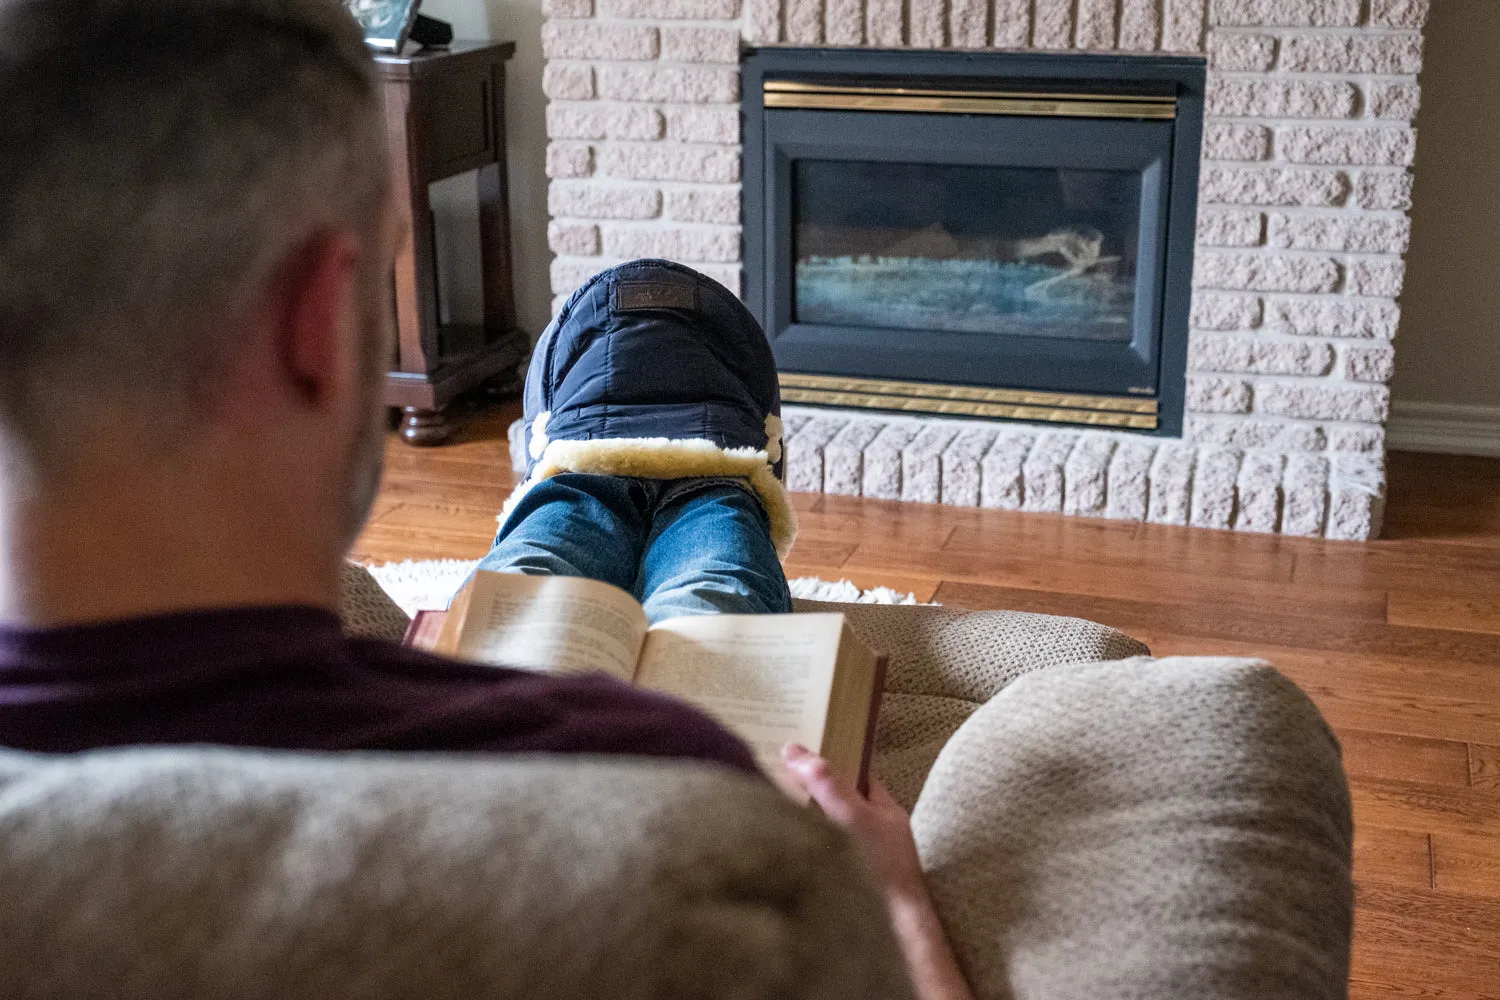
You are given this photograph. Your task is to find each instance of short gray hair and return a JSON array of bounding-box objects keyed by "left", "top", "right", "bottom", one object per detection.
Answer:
[{"left": 0, "top": 0, "right": 389, "bottom": 465}]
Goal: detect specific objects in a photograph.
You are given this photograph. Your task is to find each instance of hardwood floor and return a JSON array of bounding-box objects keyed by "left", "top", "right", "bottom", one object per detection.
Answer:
[{"left": 353, "top": 403, "right": 1500, "bottom": 1000}]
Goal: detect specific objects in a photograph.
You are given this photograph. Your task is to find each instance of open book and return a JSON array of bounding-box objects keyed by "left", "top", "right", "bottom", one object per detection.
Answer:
[{"left": 409, "top": 570, "right": 886, "bottom": 796}]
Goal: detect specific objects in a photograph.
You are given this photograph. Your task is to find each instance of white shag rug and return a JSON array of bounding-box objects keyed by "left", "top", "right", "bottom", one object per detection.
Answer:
[{"left": 364, "top": 559, "right": 920, "bottom": 618}]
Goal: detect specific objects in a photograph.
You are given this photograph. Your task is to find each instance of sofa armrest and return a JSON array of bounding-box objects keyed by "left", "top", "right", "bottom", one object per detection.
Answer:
[{"left": 911, "top": 656, "right": 1353, "bottom": 1000}]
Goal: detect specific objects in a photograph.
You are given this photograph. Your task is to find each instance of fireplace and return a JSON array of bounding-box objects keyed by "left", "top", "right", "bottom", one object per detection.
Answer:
[{"left": 744, "top": 49, "right": 1205, "bottom": 436}]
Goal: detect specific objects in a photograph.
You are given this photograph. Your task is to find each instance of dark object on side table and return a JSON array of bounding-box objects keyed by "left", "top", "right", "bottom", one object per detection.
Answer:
[
  {"left": 409, "top": 13, "right": 454, "bottom": 48},
  {"left": 376, "top": 41, "right": 527, "bottom": 446}
]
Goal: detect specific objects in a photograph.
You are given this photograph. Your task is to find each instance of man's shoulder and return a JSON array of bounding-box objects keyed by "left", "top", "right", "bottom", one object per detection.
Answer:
[{"left": 342, "top": 637, "right": 760, "bottom": 775}]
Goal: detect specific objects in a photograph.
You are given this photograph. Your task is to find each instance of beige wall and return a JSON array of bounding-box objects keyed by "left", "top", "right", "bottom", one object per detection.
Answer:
[
  {"left": 420, "top": 0, "right": 552, "bottom": 340},
  {"left": 1392, "top": 0, "right": 1500, "bottom": 409}
]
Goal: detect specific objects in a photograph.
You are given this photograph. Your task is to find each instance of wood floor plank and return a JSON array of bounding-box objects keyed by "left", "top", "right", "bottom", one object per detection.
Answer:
[
  {"left": 1388, "top": 590, "right": 1500, "bottom": 635},
  {"left": 1431, "top": 829, "right": 1500, "bottom": 897},
  {"left": 1351, "top": 781, "right": 1500, "bottom": 836},
  {"left": 1353, "top": 826, "right": 1432, "bottom": 891},
  {"left": 1340, "top": 730, "right": 1474, "bottom": 788},
  {"left": 1473, "top": 744, "right": 1500, "bottom": 790}
]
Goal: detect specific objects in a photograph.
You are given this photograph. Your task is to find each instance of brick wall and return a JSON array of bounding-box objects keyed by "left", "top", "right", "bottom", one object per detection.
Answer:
[{"left": 539, "top": 0, "right": 1429, "bottom": 539}]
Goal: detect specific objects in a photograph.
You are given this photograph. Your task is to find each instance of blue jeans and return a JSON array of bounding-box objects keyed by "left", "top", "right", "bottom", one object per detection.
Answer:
[{"left": 478, "top": 474, "right": 792, "bottom": 624}]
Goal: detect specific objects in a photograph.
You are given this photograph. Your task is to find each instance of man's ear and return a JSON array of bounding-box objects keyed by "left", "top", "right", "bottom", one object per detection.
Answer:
[{"left": 276, "top": 232, "right": 362, "bottom": 408}]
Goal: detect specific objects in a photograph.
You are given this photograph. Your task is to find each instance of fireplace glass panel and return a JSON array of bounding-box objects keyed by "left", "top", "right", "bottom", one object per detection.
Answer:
[{"left": 793, "top": 159, "right": 1141, "bottom": 342}]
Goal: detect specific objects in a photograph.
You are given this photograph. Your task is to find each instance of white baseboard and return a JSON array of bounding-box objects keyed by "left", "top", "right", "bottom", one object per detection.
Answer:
[{"left": 1387, "top": 400, "right": 1500, "bottom": 457}]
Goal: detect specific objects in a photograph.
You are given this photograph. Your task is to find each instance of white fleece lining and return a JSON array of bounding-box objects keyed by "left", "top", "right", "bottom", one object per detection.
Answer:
[{"left": 499, "top": 437, "right": 798, "bottom": 558}]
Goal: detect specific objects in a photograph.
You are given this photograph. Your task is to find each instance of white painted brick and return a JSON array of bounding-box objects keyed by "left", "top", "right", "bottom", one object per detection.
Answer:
[
  {"left": 1348, "top": 257, "right": 1406, "bottom": 297},
  {"left": 665, "top": 187, "right": 740, "bottom": 224},
  {"left": 1281, "top": 33, "right": 1423, "bottom": 75},
  {"left": 1327, "top": 453, "right": 1385, "bottom": 541},
  {"left": 541, "top": 21, "right": 658, "bottom": 61},
  {"left": 551, "top": 257, "right": 610, "bottom": 296},
  {"left": 786, "top": 0, "right": 824, "bottom": 43},
  {"left": 940, "top": 426, "right": 999, "bottom": 507},
  {"left": 1191, "top": 292, "right": 1263, "bottom": 330},
  {"left": 549, "top": 181, "right": 661, "bottom": 220},
  {"left": 866, "top": 0, "right": 905, "bottom": 46},
  {"left": 785, "top": 417, "right": 845, "bottom": 493},
  {"left": 1267, "top": 213, "right": 1411, "bottom": 254},
  {"left": 863, "top": 424, "right": 919, "bottom": 499},
  {"left": 1328, "top": 423, "right": 1385, "bottom": 452},
  {"left": 1186, "top": 375, "right": 1253, "bottom": 414},
  {"left": 547, "top": 222, "right": 601, "bottom": 256},
  {"left": 598, "top": 66, "right": 737, "bottom": 104},
  {"left": 1211, "top": 0, "right": 1360, "bottom": 26},
  {"left": 1234, "top": 451, "right": 1285, "bottom": 532},
  {"left": 979, "top": 431, "right": 1035, "bottom": 510},
  {"left": 1206, "top": 79, "right": 1357, "bottom": 119},
  {"left": 908, "top": 0, "right": 945, "bottom": 47},
  {"left": 1104, "top": 438, "right": 1157, "bottom": 521},
  {"left": 1194, "top": 252, "right": 1340, "bottom": 293},
  {"left": 663, "top": 106, "right": 739, "bottom": 144},
  {"left": 1342, "top": 344, "right": 1396, "bottom": 383},
  {"left": 1076, "top": 0, "right": 1118, "bottom": 50},
  {"left": 1266, "top": 297, "right": 1400, "bottom": 339},
  {"left": 1186, "top": 414, "right": 1326, "bottom": 451},
  {"left": 1355, "top": 171, "right": 1414, "bottom": 210},
  {"left": 1256, "top": 380, "right": 1389, "bottom": 423},
  {"left": 543, "top": 0, "right": 593, "bottom": 15},
  {"left": 546, "top": 143, "right": 594, "bottom": 179},
  {"left": 992, "top": 0, "right": 1031, "bottom": 47},
  {"left": 747, "top": 0, "right": 780, "bottom": 42},
  {"left": 1200, "top": 167, "right": 1349, "bottom": 207},
  {"left": 1189, "top": 332, "right": 1334, "bottom": 375},
  {"left": 606, "top": 106, "right": 666, "bottom": 140},
  {"left": 902, "top": 426, "right": 961, "bottom": 503},
  {"left": 828, "top": 0, "right": 866, "bottom": 45},
  {"left": 1202, "top": 123, "right": 1272, "bottom": 161},
  {"left": 1063, "top": 434, "right": 1118, "bottom": 516},
  {"left": 783, "top": 412, "right": 812, "bottom": 437},
  {"left": 543, "top": 63, "right": 594, "bottom": 101},
  {"left": 1369, "top": 82, "right": 1421, "bottom": 121},
  {"left": 1197, "top": 208, "right": 1264, "bottom": 246},
  {"left": 823, "top": 420, "right": 883, "bottom": 496},
  {"left": 1162, "top": 0, "right": 1207, "bottom": 51},
  {"left": 1190, "top": 447, "right": 1242, "bottom": 529},
  {"left": 600, "top": 144, "right": 740, "bottom": 184},
  {"left": 602, "top": 225, "right": 740, "bottom": 263},
  {"left": 600, "top": 0, "right": 739, "bottom": 16},
  {"left": 1021, "top": 431, "right": 1079, "bottom": 513},
  {"left": 1147, "top": 443, "right": 1197, "bottom": 525},
  {"left": 949, "top": 0, "right": 988, "bottom": 48},
  {"left": 1119, "top": 0, "right": 1160, "bottom": 50},
  {"left": 1370, "top": 0, "right": 1430, "bottom": 29},
  {"left": 546, "top": 104, "right": 605, "bottom": 140},
  {"left": 1033, "top": 0, "right": 1073, "bottom": 49},
  {"left": 661, "top": 26, "right": 741, "bottom": 63},
  {"left": 1208, "top": 32, "right": 1276, "bottom": 71},
  {"left": 1281, "top": 453, "right": 1329, "bottom": 537},
  {"left": 1278, "top": 126, "right": 1416, "bottom": 167}
]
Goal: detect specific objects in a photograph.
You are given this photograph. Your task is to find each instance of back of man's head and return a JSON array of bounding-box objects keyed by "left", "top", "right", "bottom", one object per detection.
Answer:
[{"left": 0, "top": 0, "right": 389, "bottom": 477}]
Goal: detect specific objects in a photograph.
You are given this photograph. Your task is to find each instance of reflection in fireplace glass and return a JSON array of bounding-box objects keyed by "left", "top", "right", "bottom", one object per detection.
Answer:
[{"left": 793, "top": 159, "right": 1142, "bottom": 341}]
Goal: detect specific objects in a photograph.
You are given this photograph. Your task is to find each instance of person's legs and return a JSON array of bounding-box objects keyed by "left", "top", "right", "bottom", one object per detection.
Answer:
[
  {"left": 634, "top": 480, "right": 792, "bottom": 624},
  {"left": 476, "top": 473, "right": 648, "bottom": 595}
]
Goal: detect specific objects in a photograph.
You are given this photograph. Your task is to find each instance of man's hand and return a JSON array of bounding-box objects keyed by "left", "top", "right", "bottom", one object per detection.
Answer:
[{"left": 781, "top": 744, "right": 975, "bottom": 1000}]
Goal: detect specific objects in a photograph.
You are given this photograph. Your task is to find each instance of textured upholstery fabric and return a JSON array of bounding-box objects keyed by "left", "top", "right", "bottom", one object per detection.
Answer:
[
  {"left": 914, "top": 656, "right": 1353, "bottom": 1000},
  {"left": 340, "top": 560, "right": 413, "bottom": 641},
  {"left": 0, "top": 749, "right": 914, "bottom": 1000}
]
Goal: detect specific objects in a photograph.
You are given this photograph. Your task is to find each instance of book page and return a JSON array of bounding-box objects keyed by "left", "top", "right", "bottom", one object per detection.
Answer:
[
  {"left": 635, "top": 614, "right": 844, "bottom": 781},
  {"left": 444, "top": 572, "right": 649, "bottom": 683}
]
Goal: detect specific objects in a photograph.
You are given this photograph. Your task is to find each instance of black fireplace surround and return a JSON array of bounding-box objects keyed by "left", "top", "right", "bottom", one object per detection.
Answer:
[{"left": 742, "top": 48, "right": 1206, "bottom": 436}]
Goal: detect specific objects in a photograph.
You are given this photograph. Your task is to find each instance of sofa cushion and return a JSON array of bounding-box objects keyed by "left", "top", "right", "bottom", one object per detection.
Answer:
[{"left": 0, "top": 749, "right": 912, "bottom": 1000}]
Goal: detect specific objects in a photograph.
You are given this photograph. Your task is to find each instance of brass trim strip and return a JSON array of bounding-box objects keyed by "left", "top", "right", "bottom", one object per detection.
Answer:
[
  {"left": 779, "top": 372, "right": 1158, "bottom": 415},
  {"left": 782, "top": 388, "right": 1159, "bottom": 429},
  {"left": 762, "top": 81, "right": 1176, "bottom": 120}
]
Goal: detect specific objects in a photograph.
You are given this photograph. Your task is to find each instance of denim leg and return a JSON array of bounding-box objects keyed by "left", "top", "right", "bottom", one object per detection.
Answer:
[
  {"left": 635, "top": 482, "right": 792, "bottom": 624},
  {"left": 476, "top": 473, "right": 647, "bottom": 595}
]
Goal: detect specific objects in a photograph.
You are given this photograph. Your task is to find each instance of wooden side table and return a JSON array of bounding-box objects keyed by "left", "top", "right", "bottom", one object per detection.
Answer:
[{"left": 376, "top": 41, "right": 528, "bottom": 446}]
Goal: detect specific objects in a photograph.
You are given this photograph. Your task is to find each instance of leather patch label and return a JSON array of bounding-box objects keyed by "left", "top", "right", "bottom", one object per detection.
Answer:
[{"left": 615, "top": 279, "right": 697, "bottom": 312}]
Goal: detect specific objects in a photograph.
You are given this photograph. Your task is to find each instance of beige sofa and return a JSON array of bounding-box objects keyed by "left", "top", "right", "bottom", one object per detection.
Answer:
[{"left": 0, "top": 565, "right": 1353, "bottom": 1000}]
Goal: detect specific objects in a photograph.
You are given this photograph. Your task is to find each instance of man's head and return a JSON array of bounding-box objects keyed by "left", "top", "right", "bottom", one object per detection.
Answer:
[{"left": 0, "top": 0, "right": 397, "bottom": 623}]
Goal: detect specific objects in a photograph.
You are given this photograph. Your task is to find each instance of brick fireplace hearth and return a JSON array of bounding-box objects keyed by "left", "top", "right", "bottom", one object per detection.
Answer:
[{"left": 539, "top": 0, "right": 1428, "bottom": 540}]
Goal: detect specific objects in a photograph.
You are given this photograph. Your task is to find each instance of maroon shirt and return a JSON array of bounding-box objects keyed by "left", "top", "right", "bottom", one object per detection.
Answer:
[{"left": 0, "top": 606, "right": 758, "bottom": 774}]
